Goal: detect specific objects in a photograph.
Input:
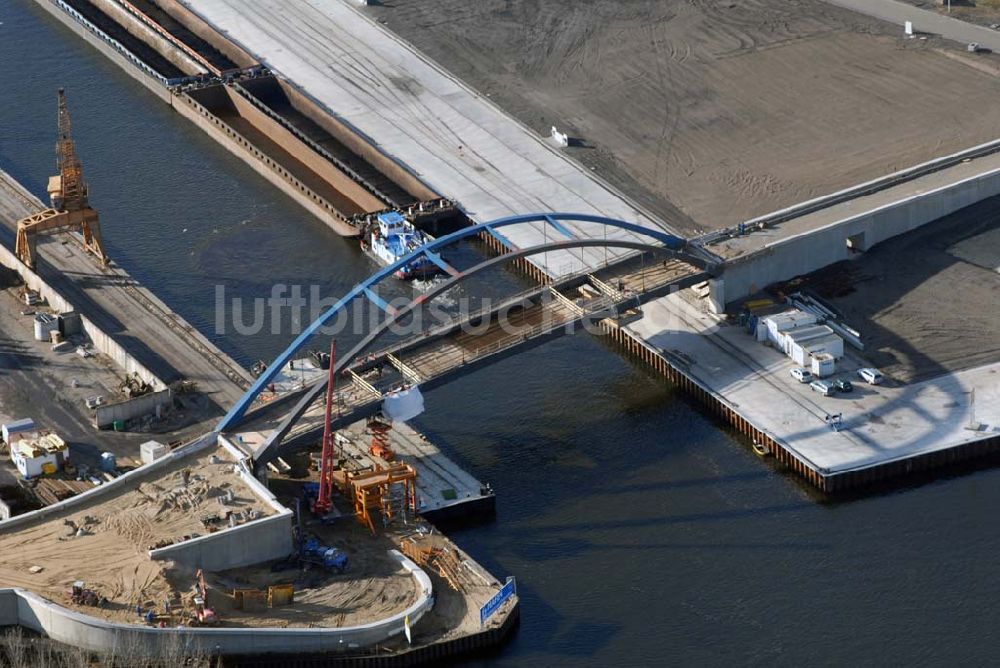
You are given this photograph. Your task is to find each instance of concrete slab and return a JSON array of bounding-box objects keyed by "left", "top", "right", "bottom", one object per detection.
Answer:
[
  {"left": 628, "top": 292, "right": 1000, "bottom": 476},
  {"left": 177, "top": 0, "right": 671, "bottom": 276}
]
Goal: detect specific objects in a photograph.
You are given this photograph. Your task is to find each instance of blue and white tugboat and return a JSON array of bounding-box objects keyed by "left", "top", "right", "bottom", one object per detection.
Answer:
[{"left": 361, "top": 211, "right": 440, "bottom": 280}]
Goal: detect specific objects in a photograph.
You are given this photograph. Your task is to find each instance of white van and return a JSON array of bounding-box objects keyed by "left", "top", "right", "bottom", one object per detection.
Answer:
[{"left": 857, "top": 368, "right": 884, "bottom": 385}]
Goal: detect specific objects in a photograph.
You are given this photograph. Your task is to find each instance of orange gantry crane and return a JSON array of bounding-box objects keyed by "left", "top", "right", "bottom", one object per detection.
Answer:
[{"left": 15, "top": 89, "right": 107, "bottom": 270}]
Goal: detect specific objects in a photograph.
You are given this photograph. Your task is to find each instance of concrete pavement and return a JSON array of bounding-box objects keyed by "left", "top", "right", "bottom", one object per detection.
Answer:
[
  {"left": 825, "top": 0, "right": 1000, "bottom": 51},
  {"left": 0, "top": 171, "right": 252, "bottom": 417},
  {"left": 627, "top": 292, "right": 1000, "bottom": 477}
]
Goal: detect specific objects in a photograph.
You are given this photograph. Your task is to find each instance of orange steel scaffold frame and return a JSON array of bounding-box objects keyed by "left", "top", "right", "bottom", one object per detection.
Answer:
[
  {"left": 341, "top": 463, "right": 417, "bottom": 535},
  {"left": 15, "top": 89, "right": 106, "bottom": 270}
]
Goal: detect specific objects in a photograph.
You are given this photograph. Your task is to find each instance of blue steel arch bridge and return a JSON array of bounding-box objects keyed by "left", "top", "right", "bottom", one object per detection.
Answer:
[{"left": 217, "top": 213, "right": 719, "bottom": 471}]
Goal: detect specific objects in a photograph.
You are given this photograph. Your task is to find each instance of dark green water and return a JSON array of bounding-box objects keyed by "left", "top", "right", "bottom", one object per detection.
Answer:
[{"left": 3, "top": 2, "right": 1000, "bottom": 665}]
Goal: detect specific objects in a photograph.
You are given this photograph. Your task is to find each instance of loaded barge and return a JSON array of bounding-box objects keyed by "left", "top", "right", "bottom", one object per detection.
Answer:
[{"left": 28, "top": 0, "right": 464, "bottom": 239}]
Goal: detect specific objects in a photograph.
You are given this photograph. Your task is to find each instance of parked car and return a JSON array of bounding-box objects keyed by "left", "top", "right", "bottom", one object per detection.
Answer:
[
  {"left": 833, "top": 379, "right": 853, "bottom": 393},
  {"left": 857, "top": 368, "right": 884, "bottom": 385},
  {"left": 790, "top": 367, "right": 813, "bottom": 383},
  {"left": 810, "top": 379, "right": 836, "bottom": 396}
]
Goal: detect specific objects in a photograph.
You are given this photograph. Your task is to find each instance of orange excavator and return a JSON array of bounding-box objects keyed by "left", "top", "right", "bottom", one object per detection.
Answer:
[{"left": 190, "top": 569, "right": 218, "bottom": 626}]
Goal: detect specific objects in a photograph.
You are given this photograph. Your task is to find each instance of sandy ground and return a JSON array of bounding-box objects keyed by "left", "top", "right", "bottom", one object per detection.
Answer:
[
  {"left": 367, "top": 0, "right": 1000, "bottom": 233},
  {"left": 0, "top": 447, "right": 271, "bottom": 624},
  {"left": 205, "top": 519, "right": 418, "bottom": 629},
  {"left": 773, "top": 195, "right": 1000, "bottom": 383}
]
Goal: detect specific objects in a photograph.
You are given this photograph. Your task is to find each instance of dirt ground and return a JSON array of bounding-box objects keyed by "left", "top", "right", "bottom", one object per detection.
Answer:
[
  {"left": 776, "top": 195, "right": 1000, "bottom": 383},
  {"left": 0, "top": 288, "right": 208, "bottom": 468},
  {"left": 204, "top": 518, "right": 419, "bottom": 629},
  {"left": 0, "top": 447, "right": 272, "bottom": 625},
  {"left": 367, "top": 0, "right": 1000, "bottom": 234}
]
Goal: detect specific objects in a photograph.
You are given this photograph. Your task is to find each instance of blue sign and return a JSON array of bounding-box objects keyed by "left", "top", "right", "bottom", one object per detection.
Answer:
[{"left": 480, "top": 577, "right": 516, "bottom": 625}]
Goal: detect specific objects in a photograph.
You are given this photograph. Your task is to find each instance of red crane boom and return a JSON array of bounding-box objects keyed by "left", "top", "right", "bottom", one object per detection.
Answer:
[{"left": 314, "top": 340, "right": 337, "bottom": 515}]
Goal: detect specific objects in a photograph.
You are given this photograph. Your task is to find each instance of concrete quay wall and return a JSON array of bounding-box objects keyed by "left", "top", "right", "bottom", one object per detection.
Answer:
[
  {"left": 0, "top": 224, "right": 167, "bottom": 393},
  {"left": 714, "top": 165, "right": 1000, "bottom": 307},
  {"left": 0, "top": 550, "right": 432, "bottom": 656}
]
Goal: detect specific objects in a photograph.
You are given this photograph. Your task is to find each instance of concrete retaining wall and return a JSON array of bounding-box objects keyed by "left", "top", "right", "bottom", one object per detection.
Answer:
[
  {"left": 0, "top": 233, "right": 167, "bottom": 392},
  {"left": 144, "top": 434, "right": 292, "bottom": 570},
  {"left": 148, "top": 511, "right": 293, "bottom": 571},
  {"left": 94, "top": 389, "right": 173, "bottom": 428},
  {"left": 714, "top": 166, "right": 1000, "bottom": 306},
  {"left": 0, "top": 433, "right": 217, "bottom": 533},
  {"left": 0, "top": 550, "right": 433, "bottom": 656}
]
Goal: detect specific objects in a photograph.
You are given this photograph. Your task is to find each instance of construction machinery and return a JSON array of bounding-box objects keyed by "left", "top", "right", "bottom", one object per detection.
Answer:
[
  {"left": 190, "top": 569, "right": 218, "bottom": 626},
  {"left": 67, "top": 581, "right": 107, "bottom": 607},
  {"left": 118, "top": 372, "right": 152, "bottom": 399},
  {"left": 401, "top": 537, "right": 464, "bottom": 592},
  {"left": 313, "top": 340, "right": 339, "bottom": 516},
  {"left": 367, "top": 416, "right": 395, "bottom": 461},
  {"left": 345, "top": 463, "right": 417, "bottom": 535},
  {"left": 273, "top": 497, "right": 349, "bottom": 572},
  {"left": 15, "top": 89, "right": 107, "bottom": 270}
]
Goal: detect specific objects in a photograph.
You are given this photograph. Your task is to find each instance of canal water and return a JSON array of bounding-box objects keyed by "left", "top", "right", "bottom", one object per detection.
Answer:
[{"left": 3, "top": 2, "right": 1000, "bottom": 665}]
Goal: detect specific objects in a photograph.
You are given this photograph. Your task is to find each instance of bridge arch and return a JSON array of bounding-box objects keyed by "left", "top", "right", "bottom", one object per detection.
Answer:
[{"left": 218, "top": 213, "right": 704, "bottom": 433}]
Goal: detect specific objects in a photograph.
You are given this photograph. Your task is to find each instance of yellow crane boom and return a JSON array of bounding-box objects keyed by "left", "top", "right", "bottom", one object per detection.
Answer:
[{"left": 15, "top": 89, "right": 106, "bottom": 270}]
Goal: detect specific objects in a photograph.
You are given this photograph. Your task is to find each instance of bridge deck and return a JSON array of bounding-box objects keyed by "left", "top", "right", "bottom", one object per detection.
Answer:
[{"left": 232, "top": 259, "right": 701, "bottom": 464}]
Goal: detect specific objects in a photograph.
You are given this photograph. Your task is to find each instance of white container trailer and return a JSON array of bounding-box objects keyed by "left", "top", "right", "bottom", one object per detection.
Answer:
[
  {"left": 2, "top": 418, "right": 36, "bottom": 443},
  {"left": 12, "top": 434, "right": 67, "bottom": 479},
  {"left": 763, "top": 310, "right": 818, "bottom": 348},
  {"left": 784, "top": 325, "right": 844, "bottom": 367},
  {"left": 139, "top": 440, "right": 168, "bottom": 465}
]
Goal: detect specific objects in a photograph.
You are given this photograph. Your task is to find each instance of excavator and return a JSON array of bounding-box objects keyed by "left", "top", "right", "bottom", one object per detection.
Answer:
[{"left": 190, "top": 569, "right": 218, "bottom": 626}]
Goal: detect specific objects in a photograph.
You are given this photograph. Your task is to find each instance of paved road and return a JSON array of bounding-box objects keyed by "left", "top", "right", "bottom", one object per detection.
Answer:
[{"left": 825, "top": 0, "right": 1000, "bottom": 51}]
